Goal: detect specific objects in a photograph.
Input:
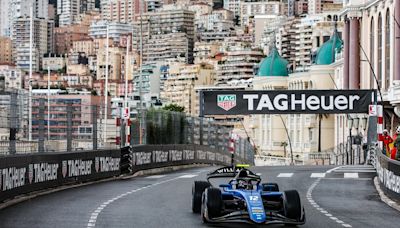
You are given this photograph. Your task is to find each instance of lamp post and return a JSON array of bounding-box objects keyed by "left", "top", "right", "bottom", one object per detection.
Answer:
[
  {"left": 347, "top": 116, "right": 353, "bottom": 165},
  {"left": 278, "top": 115, "right": 294, "bottom": 165}
]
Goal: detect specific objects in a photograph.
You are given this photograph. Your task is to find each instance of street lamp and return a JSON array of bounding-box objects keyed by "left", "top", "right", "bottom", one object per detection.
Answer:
[{"left": 347, "top": 116, "right": 353, "bottom": 165}]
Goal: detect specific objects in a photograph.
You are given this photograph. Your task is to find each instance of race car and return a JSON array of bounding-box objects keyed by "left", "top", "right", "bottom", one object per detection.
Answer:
[{"left": 191, "top": 165, "right": 305, "bottom": 226}]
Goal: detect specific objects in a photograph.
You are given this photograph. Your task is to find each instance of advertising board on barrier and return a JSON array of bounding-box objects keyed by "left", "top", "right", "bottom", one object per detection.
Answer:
[
  {"left": 377, "top": 156, "right": 400, "bottom": 195},
  {"left": 0, "top": 150, "right": 121, "bottom": 202},
  {"left": 201, "top": 90, "right": 375, "bottom": 115}
]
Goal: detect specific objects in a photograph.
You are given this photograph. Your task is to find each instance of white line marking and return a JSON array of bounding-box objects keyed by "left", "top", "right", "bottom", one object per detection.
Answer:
[
  {"left": 277, "top": 173, "right": 293, "bottom": 178},
  {"left": 311, "top": 173, "right": 326, "bottom": 178},
  {"left": 86, "top": 169, "right": 210, "bottom": 228},
  {"left": 145, "top": 175, "right": 166, "bottom": 179},
  {"left": 326, "top": 166, "right": 343, "bottom": 173},
  {"left": 178, "top": 174, "right": 198, "bottom": 178},
  {"left": 344, "top": 173, "right": 359, "bottom": 178},
  {"left": 306, "top": 166, "right": 353, "bottom": 228}
]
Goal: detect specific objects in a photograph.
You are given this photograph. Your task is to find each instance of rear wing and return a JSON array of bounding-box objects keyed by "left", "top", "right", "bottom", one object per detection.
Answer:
[{"left": 207, "top": 165, "right": 260, "bottom": 180}]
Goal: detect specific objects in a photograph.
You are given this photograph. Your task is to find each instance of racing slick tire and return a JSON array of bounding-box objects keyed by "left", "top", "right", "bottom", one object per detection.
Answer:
[
  {"left": 262, "top": 183, "right": 280, "bottom": 192},
  {"left": 203, "top": 187, "right": 223, "bottom": 219},
  {"left": 192, "top": 181, "right": 211, "bottom": 213},
  {"left": 283, "top": 190, "right": 302, "bottom": 223}
]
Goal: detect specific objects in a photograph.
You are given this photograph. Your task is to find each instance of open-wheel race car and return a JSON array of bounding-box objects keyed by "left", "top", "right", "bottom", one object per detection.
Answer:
[{"left": 191, "top": 165, "right": 305, "bottom": 226}]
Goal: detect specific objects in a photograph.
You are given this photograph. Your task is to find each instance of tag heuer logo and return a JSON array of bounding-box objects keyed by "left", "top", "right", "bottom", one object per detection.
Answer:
[{"left": 217, "top": 95, "right": 236, "bottom": 111}]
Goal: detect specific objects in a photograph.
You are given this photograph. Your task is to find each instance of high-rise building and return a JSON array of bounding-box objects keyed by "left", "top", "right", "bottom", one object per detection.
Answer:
[
  {"left": 57, "top": 0, "right": 96, "bottom": 26},
  {"left": 132, "top": 8, "right": 195, "bottom": 63},
  {"left": 13, "top": 16, "right": 49, "bottom": 71},
  {"left": 101, "top": 0, "right": 141, "bottom": 23},
  {"left": 6, "top": 0, "right": 48, "bottom": 38},
  {"left": 216, "top": 38, "right": 263, "bottom": 85},
  {"left": 0, "top": 0, "right": 10, "bottom": 36}
]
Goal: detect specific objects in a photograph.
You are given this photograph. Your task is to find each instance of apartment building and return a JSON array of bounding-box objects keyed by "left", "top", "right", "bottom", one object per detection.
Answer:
[
  {"left": 0, "top": 37, "right": 13, "bottom": 64},
  {"left": 132, "top": 8, "right": 195, "bottom": 63},
  {"left": 161, "top": 63, "right": 215, "bottom": 115},
  {"left": 13, "top": 17, "right": 48, "bottom": 71},
  {"left": 31, "top": 91, "right": 104, "bottom": 140},
  {"left": 240, "top": 0, "right": 285, "bottom": 26}
]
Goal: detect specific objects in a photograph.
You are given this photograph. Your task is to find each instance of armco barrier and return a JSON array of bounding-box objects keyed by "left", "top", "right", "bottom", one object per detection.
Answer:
[
  {"left": 376, "top": 152, "right": 400, "bottom": 203},
  {"left": 0, "top": 149, "right": 121, "bottom": 203},
  {"left": 1, "top": 144, "right": 253, "bottom": 204},
  {"left": 122, "top": 144, "right": 251, "bottom": 174}
]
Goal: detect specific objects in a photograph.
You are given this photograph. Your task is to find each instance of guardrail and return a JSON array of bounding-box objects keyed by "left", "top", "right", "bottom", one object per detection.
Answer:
[
  {"left": 0, "top": 144, "right": 252, "bottom": 204},
  {"left": 376, "top": 151, "right": 400, "bottom": 203}
]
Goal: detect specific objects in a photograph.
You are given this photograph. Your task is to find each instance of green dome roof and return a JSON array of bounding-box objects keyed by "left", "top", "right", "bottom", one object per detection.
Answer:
[
  {"left": 257, "top": 48, "right": 289, "bottom": 77},
  {"left": 315, "top": 28, "right": 343, "bottom": 65}
]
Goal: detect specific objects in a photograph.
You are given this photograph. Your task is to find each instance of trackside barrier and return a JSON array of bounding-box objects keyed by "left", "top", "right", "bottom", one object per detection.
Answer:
[
  {"left": 376, "top": 151, "right": 400, "bottom": 203},
  {"left": 1, "top": 145, "right": 253, "bottom": 203},
  {"left": 0, "top": 149, "right": 121, "bottom": 203},
  {"left": 120, "top": 144, "right": 252, "bottom": 175}
]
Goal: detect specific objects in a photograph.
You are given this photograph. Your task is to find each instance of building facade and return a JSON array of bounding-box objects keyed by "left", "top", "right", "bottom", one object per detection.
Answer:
[
  {"left": 0, "top": 37, "right": 13, "bottom": 64},
  {"left": 132, "top": 8, "right": 195, "bottom": 63}
]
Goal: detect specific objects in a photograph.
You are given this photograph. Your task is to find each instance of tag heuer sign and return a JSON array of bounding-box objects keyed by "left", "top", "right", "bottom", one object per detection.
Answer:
[
  {"left": 203, "top": 90, "right": 375, "bottom": 115},
  {"left": 217, "top": 95, "right": 236, "bottom": 111}
]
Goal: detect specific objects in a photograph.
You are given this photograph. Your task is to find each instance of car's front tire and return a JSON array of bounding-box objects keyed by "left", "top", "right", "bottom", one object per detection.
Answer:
[
  {"left": 283, "top": 190, "right": 303, "bottom": 223},
  {"left": 192, "top": 181, "right": 211, "bottom": 213},
  {"left": 202, "top": 187, "right": 223, "bottom": 219}
]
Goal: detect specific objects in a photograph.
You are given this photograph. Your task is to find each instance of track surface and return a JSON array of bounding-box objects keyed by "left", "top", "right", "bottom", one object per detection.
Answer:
[{"left": 0, "top": 165, "right": 399, "bottom": 228}]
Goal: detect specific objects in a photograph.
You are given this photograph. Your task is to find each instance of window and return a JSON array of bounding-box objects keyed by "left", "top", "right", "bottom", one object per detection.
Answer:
[
  {"left": 370, "top": 17, "right": 375, "bottom": 88},
  {"left": 378, "top": 14, "right": 383, "bottom": 88},
  {"left": 385, "top": 10, "right": 391, "bottom": 89}
]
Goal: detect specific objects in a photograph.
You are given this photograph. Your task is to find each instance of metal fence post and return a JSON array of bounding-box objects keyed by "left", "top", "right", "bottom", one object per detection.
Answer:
[
  {"left": 207, "top": 120, "right": 211, "bottom": 146},
  {"left": 199, "top": 117, "right": 203, "bottom": 145},
  {"left": 9, "top": 92, "right": 18, "bottom": 154},
  {"left": 38, "top": 98, "right": 45, "bottom": 153},
  {"left": 92, "top": 105, "right": 98, "bottom": 150},
  {"left": 189, "top": 117, "right": 195, "bottom": 144},
  {"left": 67, "top": 103, "right": 73, "bottom": 152},
  {"left": 130, "top": 119, "right": 135, "bottom": 146},
  {"left": 120, "top": 120, "right": 125, "bottom": 147}
]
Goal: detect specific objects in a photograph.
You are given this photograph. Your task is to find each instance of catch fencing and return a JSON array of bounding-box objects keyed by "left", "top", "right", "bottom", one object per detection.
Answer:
[{"left": 0, "top": 92, "right": 255, "bottom": 163}]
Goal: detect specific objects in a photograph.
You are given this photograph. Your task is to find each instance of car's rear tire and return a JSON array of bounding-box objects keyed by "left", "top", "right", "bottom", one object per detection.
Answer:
[
  {"left": 283, "top": 190, "right": 302, "bottom": 221},
  {"left": 203, "top": 187, "right": 223, "bottom": 218},
  {"left": 262, "top": 182, "right": 279, "bottom": 192},
  {"left": 192, "top": 181, "right": 211, "bottom": 213}
]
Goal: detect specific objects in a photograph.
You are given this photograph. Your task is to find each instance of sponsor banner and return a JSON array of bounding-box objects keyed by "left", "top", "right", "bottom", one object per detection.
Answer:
[
  {"left": 377, "top": 153, "right": 400, "bottom": 201},
  {"left": 202, "top": 90, "right": 375, "bottom": 115},
  {"left": 0, "top": 149, "right": 120, "bottom": 202}
]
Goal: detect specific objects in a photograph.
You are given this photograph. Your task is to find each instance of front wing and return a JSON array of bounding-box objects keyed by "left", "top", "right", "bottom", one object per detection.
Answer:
[{"left": 203, "top": 210, "right": 306, "bottom": 225}]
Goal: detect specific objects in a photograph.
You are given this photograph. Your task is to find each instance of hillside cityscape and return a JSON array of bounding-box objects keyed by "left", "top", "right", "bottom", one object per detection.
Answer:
[{"left": 0, "top": 0, "right": 397, "bottom": 164}]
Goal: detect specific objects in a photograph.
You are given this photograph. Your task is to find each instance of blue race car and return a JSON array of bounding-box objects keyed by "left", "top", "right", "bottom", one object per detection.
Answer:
[{"left": 192, "top": 165, "right": 305, "bottom": 226}]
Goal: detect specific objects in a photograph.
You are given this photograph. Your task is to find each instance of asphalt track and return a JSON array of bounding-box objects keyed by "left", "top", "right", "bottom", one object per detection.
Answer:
[{"left": 0, "top": 165, "right": 399, "bottom": 228}]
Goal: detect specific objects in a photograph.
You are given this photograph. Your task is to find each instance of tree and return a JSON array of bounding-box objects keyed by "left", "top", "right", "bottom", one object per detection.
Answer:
[{"left": 162, "top": 104, "right": 185, "bottom": 112}]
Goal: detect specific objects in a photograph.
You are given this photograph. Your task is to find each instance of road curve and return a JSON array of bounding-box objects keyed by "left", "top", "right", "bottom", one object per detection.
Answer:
[{"left": 0, "top": 165, "right": 399, "bottom": 228}]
